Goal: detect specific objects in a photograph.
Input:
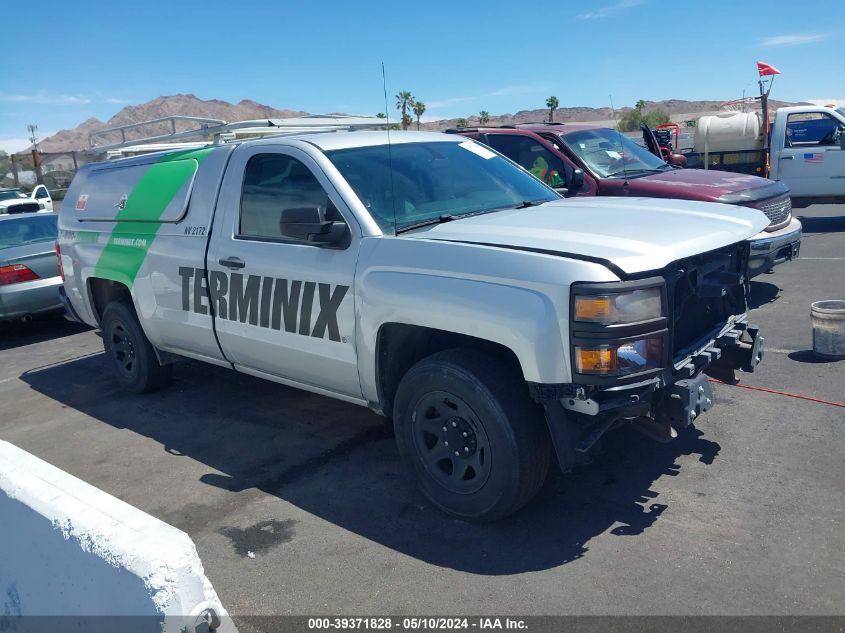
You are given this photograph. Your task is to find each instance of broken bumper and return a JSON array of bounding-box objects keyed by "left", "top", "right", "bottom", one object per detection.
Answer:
[{"left": 534, "top": 321, "right": 764, "bottom": 469}]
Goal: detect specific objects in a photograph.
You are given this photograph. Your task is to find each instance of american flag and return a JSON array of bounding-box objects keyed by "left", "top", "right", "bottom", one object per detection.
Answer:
[{"left": 803, "top": 153, "right": 824, "bottom": 163}]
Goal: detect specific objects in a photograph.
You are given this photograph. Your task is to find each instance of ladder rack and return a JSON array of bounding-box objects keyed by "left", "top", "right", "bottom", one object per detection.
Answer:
[{"left": 88, "top": 114, "right": 387, "bottom": 152}]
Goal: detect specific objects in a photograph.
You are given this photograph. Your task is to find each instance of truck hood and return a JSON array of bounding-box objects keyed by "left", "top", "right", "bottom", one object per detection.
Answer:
[
  {"left": 402, "top": 197, "right": 770, "bottom": 275},
  {"left": 619, "top": 169, "right": 775, "bottom": 200}
]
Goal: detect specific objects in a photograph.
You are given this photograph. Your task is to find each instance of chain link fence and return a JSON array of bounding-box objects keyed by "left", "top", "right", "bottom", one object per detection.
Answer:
[
  {"left": 2, "top": 116, "right": 222, "bottom": 208},
  {"left": 1, "top": 150, "right": 104, "bottom": 209}
]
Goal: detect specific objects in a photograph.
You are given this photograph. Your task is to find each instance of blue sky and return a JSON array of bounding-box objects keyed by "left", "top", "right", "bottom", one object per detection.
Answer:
[{"left": 2, "top": 0, "right": 843, "bottom": 152}]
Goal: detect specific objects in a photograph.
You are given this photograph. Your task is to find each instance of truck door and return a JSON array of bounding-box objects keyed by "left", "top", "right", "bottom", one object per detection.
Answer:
[
  {"left": 641, "top": 123, "right": 662, "bottom": 158},
  {"left": 776, "top": 111, "right": 845, "bottom": 198},
  {"left": 483, "top": 133, "right": 587, "bottom": 195},
  {"left": 207, "top": 144, "right": 362, "bottom": 399},
  {"left": 31, "top": 185, "right": 53, "bottom": 211}
]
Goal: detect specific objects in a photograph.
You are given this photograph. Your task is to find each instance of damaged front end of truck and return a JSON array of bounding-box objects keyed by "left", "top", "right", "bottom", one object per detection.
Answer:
[{"left": 532, "top": 241, "right": 764, "bottom": 471}]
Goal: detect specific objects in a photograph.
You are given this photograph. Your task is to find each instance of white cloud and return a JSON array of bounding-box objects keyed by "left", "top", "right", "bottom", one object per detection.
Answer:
[
  {"left": 427, "top": 84, "right": 551, "bottom": 110},
  {"left": 0, "top": 92, "right": 91, "bottom": 105},
  {"left": 807, "top": 98, "right": 845, "bottom": 108},
  {"left": 0, "top": 92, "right": 129, "bottom": 106},
  {"left": 578, "top": 0, "right": 645, "bottom": 20},
  {"left": 57, "top": 95, "right": 92, "bottom": 104},
  {"left": 0, "top": 136, "right": 35, "bottom": 153},
  {"left": 426, "top": 96, "right": 476, "bottom": 109},
  {"left": 762, "top": 33, "right": 829, "bottom": 46},
  {"left": 489, "top": 84, "right": 549, "bottom": 97}
]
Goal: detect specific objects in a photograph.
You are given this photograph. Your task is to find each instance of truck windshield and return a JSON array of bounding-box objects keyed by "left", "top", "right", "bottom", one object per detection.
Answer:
[
  {"left": 558, "top": 129, "right": 669, "bottom": 178},
  {"left": 325, "top": 141, "right": 559, "bottom": 233},
  {"left": 0, "top": 215, "right": 57, "bottom": 249}
]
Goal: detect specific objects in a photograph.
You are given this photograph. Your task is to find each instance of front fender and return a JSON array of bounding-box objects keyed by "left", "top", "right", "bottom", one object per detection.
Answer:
[{"left": 357, "top": 270, "right": 568, "bottom": 404}]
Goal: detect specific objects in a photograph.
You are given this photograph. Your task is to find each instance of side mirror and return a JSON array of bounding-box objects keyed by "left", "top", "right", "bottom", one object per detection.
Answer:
[
  {"left": 279, "top": 207, "right": 347, "bottom": 245},
  {"left": 668, "top": 154, "right": 688, "bottom": 168},
  {"left": 570, "top": 168, "right": 585, "bottom": 191}
]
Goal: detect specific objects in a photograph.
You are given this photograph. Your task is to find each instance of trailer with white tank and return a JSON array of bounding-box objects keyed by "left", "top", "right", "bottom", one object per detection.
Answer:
[{"left": 679, "top": 106, "right": 845, "bottom": 206}]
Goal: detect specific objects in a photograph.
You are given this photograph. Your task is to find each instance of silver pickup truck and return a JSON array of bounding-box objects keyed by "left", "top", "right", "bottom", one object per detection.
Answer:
[{"left": 58, "top": 131, "right": 768, "bottom": 521}]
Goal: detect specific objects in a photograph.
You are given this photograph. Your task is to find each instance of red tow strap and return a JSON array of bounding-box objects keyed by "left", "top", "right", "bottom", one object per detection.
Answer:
[{"left": 708, "top": 379, "right": 845, "bottom": 410}]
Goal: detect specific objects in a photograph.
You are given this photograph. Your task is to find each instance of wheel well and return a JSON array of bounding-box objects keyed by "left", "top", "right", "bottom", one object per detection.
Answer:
[
  {"left": 87, "top": 278, "right": 131, "bottom": 325},
  {"left": 376, "top": 323, "right": 523, "bottom": 416}
]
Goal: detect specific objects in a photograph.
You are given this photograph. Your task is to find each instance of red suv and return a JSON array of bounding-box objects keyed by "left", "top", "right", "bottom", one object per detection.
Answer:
[{"left": 450, "top": 123, "right": 802, "bottom": 277}]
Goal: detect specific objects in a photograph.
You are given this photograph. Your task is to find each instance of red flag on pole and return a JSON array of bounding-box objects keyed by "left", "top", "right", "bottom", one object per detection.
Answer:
[{"left": 757, "top": 61, "right": 782, "bottom": 76}]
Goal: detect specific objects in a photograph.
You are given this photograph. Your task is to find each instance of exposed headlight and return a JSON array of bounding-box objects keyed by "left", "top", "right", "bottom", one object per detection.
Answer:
[
  {"left": 574, "top": 287, "right": 663, "bottom": 325},
  {"left": 574, "top": 336, "right": 664, "bottom": 376}
]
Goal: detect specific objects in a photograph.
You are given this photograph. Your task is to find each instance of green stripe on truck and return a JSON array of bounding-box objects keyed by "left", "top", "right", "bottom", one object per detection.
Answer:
[{"left": 93, "top": 148, "right": 212, "bottom": 286}]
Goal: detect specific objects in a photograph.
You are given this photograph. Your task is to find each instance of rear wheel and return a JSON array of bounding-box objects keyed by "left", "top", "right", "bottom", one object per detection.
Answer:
[
  {"left": 101, "top": 300, "right": 172, "bottom": 393},
  {"left": 393, "top": 350, "right": 550, "bottom": 522}
]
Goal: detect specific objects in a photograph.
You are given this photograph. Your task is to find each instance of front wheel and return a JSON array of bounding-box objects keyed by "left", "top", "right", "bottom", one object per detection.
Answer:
[
  {"left": 101, "top": 299, "right": 172, "bottom": 394},
  {"left": 393, "top": 350, "right": 550, "bottom": 522}
]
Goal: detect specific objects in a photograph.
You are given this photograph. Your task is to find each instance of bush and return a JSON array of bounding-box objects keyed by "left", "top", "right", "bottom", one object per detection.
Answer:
[
  {"left": 617, "top": 108, "right": 670, "bottom": 132},
  {"left": 644, "top": 110, "right": 670, "bottom": 128}
]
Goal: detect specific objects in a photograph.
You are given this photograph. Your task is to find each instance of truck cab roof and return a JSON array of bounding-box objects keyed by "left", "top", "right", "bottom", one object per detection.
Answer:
[
  {"left": 244, "top": 130, "right": 463, "bottom": 152},
  {"left": 446, "top": 123, "right": 606, "bottom": 136}
]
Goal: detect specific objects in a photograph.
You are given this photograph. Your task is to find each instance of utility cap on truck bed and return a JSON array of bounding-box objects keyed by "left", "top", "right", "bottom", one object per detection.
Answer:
[{"left": 89, "top": 114, "right": 388, "bottom": 154}]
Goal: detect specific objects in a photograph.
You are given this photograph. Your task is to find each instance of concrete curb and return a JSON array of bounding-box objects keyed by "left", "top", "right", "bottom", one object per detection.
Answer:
[{"left": 0, "top": 440, "right": 236, "bottom": 632}]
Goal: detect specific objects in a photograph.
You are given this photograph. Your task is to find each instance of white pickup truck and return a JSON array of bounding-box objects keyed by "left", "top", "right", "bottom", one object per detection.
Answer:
[
  {"left": 770, "top": 106, "right": 845, "bottom": 203},
  {"left": 0, "top": 185, "right": 53, "bottom": 214},
  {"left": 58, "top": 130, "right": 768, "bottom": 521},
  {"left": 682, "top": 105, "right": 845, "bottom": 206}
]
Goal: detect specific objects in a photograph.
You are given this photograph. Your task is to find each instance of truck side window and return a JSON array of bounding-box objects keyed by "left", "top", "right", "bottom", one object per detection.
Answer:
[
  {"left": 785, "top": 112, "right": 842, "bottom": 147},
  {"left": 485, "top": 135, "right": 570, "bottom": 188},
  {"left": 240, "top": 154, "right": 338, "bottom": 240}
]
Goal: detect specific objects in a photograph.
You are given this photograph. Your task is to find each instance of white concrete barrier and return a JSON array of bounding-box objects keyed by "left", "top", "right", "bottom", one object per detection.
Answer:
[{"left": 0, "top": 440, "right": 235, "bottom": 632}]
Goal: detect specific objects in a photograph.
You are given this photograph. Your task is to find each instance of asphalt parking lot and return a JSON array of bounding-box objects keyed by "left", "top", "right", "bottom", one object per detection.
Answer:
[{"left": 1, "top": 204, "right": 843, "bottom": 623}]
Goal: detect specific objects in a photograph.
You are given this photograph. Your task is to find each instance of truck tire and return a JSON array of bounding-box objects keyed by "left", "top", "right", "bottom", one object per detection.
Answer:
[
  {"left": 393, "top": 349, "right": 550, "bottom": 522},
  {"left": 101, "top": 299, "right": 172, "bottom": 394}
]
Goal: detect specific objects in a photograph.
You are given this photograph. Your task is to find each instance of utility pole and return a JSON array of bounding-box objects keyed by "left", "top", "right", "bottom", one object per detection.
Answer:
[
  {"left": 758, "top": 79, "right": 769, "bottom": 178},
  {"left": 11, "top": 154, "right": 20, "bottom": 188},
  {"left": 28, "top": 124, "right": 44, "bottom": 185}
]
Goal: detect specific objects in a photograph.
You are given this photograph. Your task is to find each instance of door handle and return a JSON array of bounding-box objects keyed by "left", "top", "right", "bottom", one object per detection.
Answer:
[
  {"left": 781, "top": 155, "right": 794, "bottom": 160},
  {"left": 218, "top": 257, "right": 245, "bottom": 269}
]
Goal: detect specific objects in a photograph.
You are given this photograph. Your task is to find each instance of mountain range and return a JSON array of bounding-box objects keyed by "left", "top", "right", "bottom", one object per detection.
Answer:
[
  {"left": 36, "top": 94, "right": 307, "bottom": 153},
  {"left": 34, "top": 94, "right": 806, "bottom": 153}
]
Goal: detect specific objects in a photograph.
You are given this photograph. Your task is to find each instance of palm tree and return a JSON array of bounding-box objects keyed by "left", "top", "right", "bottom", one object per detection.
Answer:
[
  {"left": 413, "top": 101, "right": 426, "bottom": 130},
  {"left": 479, "top": 110, "right": 490, "bottom": 126},
  {"left": 546, "top": 96, "right": 559, "bottom": 123},
  {"left": 456, "top": 118, "right": 469, "bottom": 128},
  {"left": 635, "top": 99, "right": 647, "bottom": 111},
  {"left": 395, "top": 91, "right": 414, "bottom": 130},
  {"left": 376, "top": 112, "right": 386, "bottom": 119}
]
